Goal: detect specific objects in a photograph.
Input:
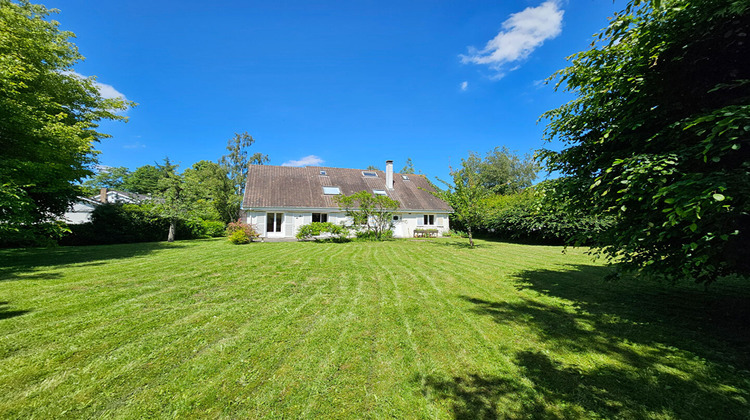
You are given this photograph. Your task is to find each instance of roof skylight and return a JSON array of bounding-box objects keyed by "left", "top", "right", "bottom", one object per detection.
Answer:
[
  {"left": 362, "top": 171, "right": 378, "bottom": 178},
  {"left": 322, "top": 186, "right": 341, "bottom": 195}
]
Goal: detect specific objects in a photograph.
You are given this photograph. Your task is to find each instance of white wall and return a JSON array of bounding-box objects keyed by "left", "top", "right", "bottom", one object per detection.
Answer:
[
  {"left": 62, "top": 202, "right": 97, "bottom": 224},
  {"left": 395, "top": 213, "right": 450, "bottom": 238},
  {"left": 246, "top": 209, "right": 450, "bottom": 238}
]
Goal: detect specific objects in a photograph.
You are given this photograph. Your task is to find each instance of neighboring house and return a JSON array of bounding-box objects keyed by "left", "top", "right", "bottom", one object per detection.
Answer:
[
  {"left": 62, "top": 188, "right": 152, "bottom": 224},
  {"left": 242, "top": 160, "right": 453, "bottom": 239},
  {"left": 96, "top": 188, "right": 150, "bottom": 204},
  {"left": 62, "top": 196, "right": 101, "bottom": 224}
]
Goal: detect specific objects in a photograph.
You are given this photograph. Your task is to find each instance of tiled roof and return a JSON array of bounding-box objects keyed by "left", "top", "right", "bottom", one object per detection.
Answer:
[{"left": 242, "top": 165, "right": 452, "bottom": 212}]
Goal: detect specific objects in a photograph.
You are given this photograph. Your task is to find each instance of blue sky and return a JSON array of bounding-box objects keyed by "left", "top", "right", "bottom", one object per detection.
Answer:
[{"left": 47, "top": 0, "right": 625, "bottom": 181}]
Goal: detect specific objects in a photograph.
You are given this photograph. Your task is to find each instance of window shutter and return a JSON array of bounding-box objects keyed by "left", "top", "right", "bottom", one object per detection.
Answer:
[{"left": 256, "top": 213, "right": 267, "bottom": 235}]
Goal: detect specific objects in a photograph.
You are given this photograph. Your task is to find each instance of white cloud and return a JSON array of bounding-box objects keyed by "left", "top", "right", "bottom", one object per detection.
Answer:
[
  {"left": 123, "top": 141, "right": 146, "bottom": 149},
  {"left": 281, "top": 155, "right": 324, "bottom": 167},
  {"left": 460, "top": 81, "right": 468, "bottom": 91},
  {"left": 63, "top": 70, "right": 129, "bottom": 101},
  {"left": 460, "top": 0, "right": 564, "bottom": 78}
]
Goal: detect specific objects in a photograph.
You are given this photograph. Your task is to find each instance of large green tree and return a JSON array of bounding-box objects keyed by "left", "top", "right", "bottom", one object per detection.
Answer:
[
  {"left": 434, "top": 161, "right": 490, "bottom": 248},
  {"left": 219, "top": 132, "right": 268, "bottom": 197},
  {"left": 0, "top": 0, "right": 131, "bottom": 242},
  {"left": 539, "top": 0, "right": 749, "bottom": 284},
  {"left": 122, "top": 164, "right": 163, "bottom": 195},
  {"left": 463, "top": 147, "right": 539, "bottom": 195},
  {"left": 183, "top": 160, "right": 235, "bottom": 224},
  {"left": 152, "top": 159, "right": 191, "bottom": 242},
  {"left": 81, "top": 166, "right": 131, "bottom": 195}
]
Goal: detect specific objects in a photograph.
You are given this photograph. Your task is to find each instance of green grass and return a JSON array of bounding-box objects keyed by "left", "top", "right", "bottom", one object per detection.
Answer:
[{"left": 1, "top": 238, "right": 748, "bottom": 419}]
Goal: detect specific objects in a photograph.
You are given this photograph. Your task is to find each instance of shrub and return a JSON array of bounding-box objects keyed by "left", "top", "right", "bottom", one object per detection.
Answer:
[
  {"left": 59, "top": 204, "right": 214, "bottom": 246},
  {"left": 226, "top": 222, "right": 260, "bottom": 242},
  {"left": 355, "top": 229, "right": 393, "bottom": 241},
  {"left": 202, "top": 220, "right": 226, "bottom": 237},
  {"left": 296, "top": 222, "right": 349, "bottom": 241},
  {"left": 228, "top": 230, "right": 250, "bottom": 244},
  {"left": 481, "top": 186, "right": 613, "bottom": 245}
]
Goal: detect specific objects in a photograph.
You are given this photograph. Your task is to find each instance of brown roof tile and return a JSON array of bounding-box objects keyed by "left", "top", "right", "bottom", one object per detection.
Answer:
[{"left": 242, "top": 165, "right": 452, "bottom": 211}]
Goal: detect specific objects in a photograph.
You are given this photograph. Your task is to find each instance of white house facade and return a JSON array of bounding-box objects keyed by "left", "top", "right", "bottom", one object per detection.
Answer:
[{"left": 242, "top": 161, "right": 452, "bottom": 239}]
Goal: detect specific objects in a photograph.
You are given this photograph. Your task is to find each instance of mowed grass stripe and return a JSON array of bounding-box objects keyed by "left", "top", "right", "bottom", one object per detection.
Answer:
[{"left": 1, "top": 238, "right": 748, "bottom": 419}]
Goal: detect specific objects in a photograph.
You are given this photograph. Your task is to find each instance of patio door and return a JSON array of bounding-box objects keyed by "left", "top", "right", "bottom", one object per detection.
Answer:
[{"left": 266, "top": 212, "right": 284, "bottom": 238}]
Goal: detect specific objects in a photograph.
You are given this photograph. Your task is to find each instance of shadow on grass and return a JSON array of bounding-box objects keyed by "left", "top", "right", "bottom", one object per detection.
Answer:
[
  {"left": 0, "top": 241, "right": 190, "bottom": 282},
  {"left": 421, "top": 264, "right": 750, "bottom": 419},
  {"left": 0, "top": 302, "right": 30, "bottom": 320},
  {"left": 511, "top": 264, "right": 750, "bottom": 365}
]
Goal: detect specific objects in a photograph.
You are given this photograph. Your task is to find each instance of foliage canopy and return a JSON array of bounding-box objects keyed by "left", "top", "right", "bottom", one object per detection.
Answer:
[
  {"left": 336, "top": 191, "right": 399, "bottom": 240},
  {"left": 0, "top": 0, "right": 131, "bottom": 242},
  {"left": 434, "top": 161, "right": 490, "bottom": 248},
  {"left": 540, "top": 0, "right": 750, "bottom": 284}
]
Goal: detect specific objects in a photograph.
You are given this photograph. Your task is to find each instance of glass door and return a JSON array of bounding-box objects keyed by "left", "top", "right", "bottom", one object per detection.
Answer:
[{"left": 266, "top": 212, "right": 284, "bottom": 236}]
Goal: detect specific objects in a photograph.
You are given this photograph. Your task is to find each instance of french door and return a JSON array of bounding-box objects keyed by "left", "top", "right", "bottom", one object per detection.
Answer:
[{"left": 266, "top": 212, "right": 283, "bottom": 237}]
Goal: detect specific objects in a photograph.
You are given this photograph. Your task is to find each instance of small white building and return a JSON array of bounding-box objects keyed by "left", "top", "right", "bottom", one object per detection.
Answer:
[{"left": 242, "top": 160, "right": 452, "bottom": 239}]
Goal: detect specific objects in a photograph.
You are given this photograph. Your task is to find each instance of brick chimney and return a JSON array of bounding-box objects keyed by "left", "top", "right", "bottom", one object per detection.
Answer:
[
  {"left": 100, "top": 187, "right": 108, "bottom": 203},
  {"left": 385, "top": 160, "right": 394, "bottom": 190}
]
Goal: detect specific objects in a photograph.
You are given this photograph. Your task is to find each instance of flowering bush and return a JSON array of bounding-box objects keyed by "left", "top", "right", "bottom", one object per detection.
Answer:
[
  {"left": 226, "top": 222, "right": 260, "bottom": 243},
  {"left": 228, "top": 230, "right": 250, "bottom": 245}
]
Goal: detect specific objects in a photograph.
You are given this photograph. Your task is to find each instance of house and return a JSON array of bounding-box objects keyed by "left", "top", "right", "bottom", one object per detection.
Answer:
[
  {"left": 63, "top": 196, "right": 101, "bottom": 224},
  {"left": 242, "top": 160, "right": 452, "bottom": 239},
  {"left": 62, "top": 188, "right": 152, "bottom": 224}
]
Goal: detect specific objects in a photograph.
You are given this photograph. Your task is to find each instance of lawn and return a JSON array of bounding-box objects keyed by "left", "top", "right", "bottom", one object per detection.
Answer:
[{"left": 1, "top": 238, "right": 748, "bottom": 419}]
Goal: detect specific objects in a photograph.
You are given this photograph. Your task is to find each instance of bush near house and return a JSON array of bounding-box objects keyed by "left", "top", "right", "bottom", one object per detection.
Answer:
[
  {"left": 225, "top": 222, "right": 260, "bottom": 243},
  {"left": 228, "top": 230, "right": 250, "bottom": 244},
  {"left": 295, "top": 222, "right": 349, "bottom": 241},
  {"left": 200, "top": 220, "right": 226, "bottom": 237}
]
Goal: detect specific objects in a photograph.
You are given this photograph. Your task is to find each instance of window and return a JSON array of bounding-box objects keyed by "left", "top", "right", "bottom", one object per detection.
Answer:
[
  {"left": 393, "top": 215, "right": 399, "bottom": 221},
  {"left": 401, "top": 175, "right": 410, "bottom": 180},
  {"left": 319, "top": 170, "right": 327, "bottom": 176},
  {"left": 267, "top": 213, "right": 283, "bottom": 233},
  {"left": 312, "top": 213, "right": 328, "bottom": 223},
  {"left": 362, "top": 171, "right": 378, "bottom": 178},
  {"left": 373, "top": 189, "right": 387, "bottom": 196},
  {"left": 423, "top": 215, "right": 435, "bottom": 225},
  {"left": 322, "top": 186, "right": 340, "bottom": 195}
]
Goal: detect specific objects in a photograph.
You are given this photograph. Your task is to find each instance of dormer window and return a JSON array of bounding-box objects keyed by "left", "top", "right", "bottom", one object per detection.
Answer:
[
  {"left": 373, "top": 189, "right": 387, "bottom": 196},
  {"left": 319, "top": 170, "right": 327, "bottom": 176},
  {"left": 362, "top": 171, "right": 378, "bottom": 178},
  {"left": 322, "top": 186, "right": 340, "bottom": 195}
]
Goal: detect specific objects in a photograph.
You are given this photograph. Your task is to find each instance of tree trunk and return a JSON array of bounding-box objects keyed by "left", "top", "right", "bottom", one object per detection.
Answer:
[
  {"left": 167, "top": 220, "right": 176, "bottom": 242},
  {"left": 467, "top": 226, "right": 475, "bottom": 248}
]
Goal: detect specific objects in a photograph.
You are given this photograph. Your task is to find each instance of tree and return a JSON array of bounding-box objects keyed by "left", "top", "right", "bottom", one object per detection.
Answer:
[
  {"left": 219, "top": 132, "right": 269, "bottom": 197},
  {"left": 336, "top": 191, "right": 399, "bottom": 240},
  {"left": 401, "top": 158, "right": 416, "bottom": 174},
  {"left": 122, "top": 165, "right": 162, "bottom": 195},
  {"left": 463, "top": 147, "right": 539, "bottom": 195},
  {"left": 81, "top": 166, "right": 131, "bottom": 195},
  {"left": 365, "top": 165, "right": 381, "bottom": 171},
  {"left": 539, "top": 0, "right": 750, "bottom": 284},
  {"left": 434, "top": 161, "right": 490, "bottom": 248},
  {"left": 182, "top": 160, "right": 235, "bottom": 224},
  {"left": 152, "top": 158, "right": 192, "bottom": 242},
  {"left": 0, "top": 0, "right": 132, "bottom": 243}
]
